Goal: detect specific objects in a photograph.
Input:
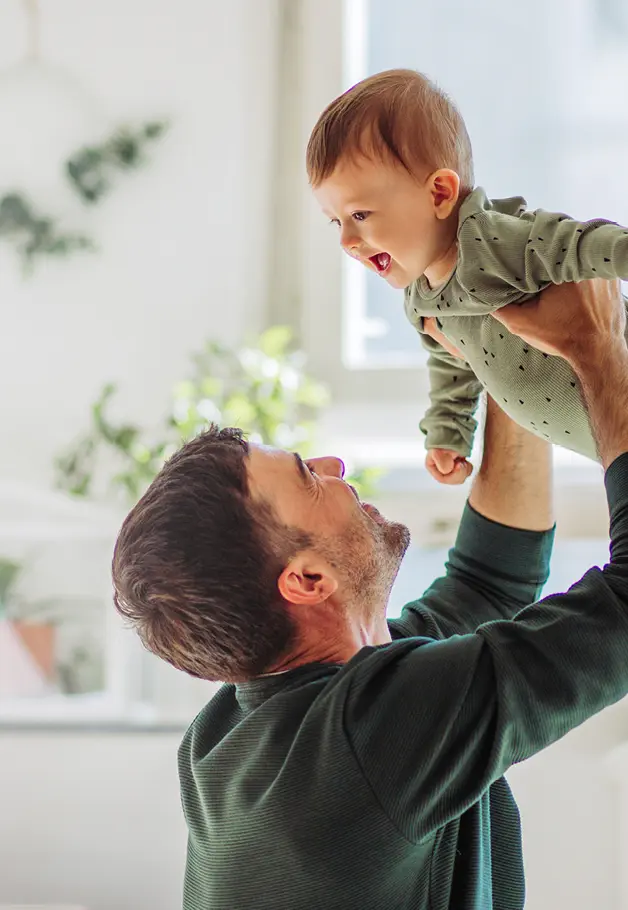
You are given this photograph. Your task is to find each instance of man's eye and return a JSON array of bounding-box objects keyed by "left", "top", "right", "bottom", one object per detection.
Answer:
[{"left": 352, "top": 211, "right": 369, "bottom": 222}]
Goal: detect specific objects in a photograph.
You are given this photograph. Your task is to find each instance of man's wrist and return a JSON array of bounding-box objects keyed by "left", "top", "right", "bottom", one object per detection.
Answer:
[
  {"left": 468, "top": 395, "right": 554, "bottom": 532},
  {"left": 568, "top": 342, "right": 628, "bottom": 470},
  {"left": 566, "top": 337, "right": 622, "bottom": 375}
]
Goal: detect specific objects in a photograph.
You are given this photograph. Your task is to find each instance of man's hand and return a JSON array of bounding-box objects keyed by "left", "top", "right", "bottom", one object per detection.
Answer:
[
  {"left": 426, "top": 448, "right": 473, "bottom": 485},
  {"left": 493, "top": 278, "right": 628, "bottom": 470},
  {"left": 492, "top": 278, "right": 626, "bottom": 364},
  {"left": 422, "top": 317, "right": 465, "bottom": 360}
]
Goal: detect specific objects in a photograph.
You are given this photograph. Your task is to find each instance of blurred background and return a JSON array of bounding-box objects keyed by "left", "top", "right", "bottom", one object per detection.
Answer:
[{"left": 0, "top": 1, "right": 627, "bottom": 908}]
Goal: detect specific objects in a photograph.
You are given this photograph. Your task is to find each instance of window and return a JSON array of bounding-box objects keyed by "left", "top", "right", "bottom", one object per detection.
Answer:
[
  {"left": 342, "top": 0, "right": 426, "bottom": 369},
  {"left": 299, "top": 0, "right": 429, "bottom": 402},
  {"left": 301, "top": 0, "right": 628, "bottom": 396},
  {"left": 592, "top": 0, "right": 628, "bottom": 45}
]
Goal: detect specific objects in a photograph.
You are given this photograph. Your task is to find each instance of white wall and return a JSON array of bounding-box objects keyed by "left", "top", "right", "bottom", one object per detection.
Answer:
[
  {"left": 0, "top": 730, "right": 187, "bottom": 910},
  {"left": 0, "top": 537, "right": 622, "bottom": 910},
  {"left": 510, "top": 704, "right": 626, "bottom": 910},
  {"left": 1, "top": 4, "right": 627, "bottom": 910},
  {"left": 0, "top": 0, "right": 279, "bottom": 488},
  {"left": 0, "top": 704, "right": 626, "bottom": 910},
  {"left": 0, "top": 1, "right": 280, "bottom": 903}
]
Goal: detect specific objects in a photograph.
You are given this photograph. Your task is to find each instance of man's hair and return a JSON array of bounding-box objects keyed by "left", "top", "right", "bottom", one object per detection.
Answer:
[
  {"left": 111, "top": 426, "right": 310, "bottom": 683},
  {"left": 306, "top": 68, "right": 474, "bottom": 193}
]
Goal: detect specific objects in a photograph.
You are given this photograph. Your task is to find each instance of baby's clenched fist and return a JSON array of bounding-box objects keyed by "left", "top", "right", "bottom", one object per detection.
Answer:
[{"left": 425, "top": 448, "right": 473, "bottom": 485}]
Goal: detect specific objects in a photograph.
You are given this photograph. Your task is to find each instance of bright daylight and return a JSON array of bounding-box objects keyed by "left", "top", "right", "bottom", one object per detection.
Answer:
[{"left": 1, "top": 2, "right": 628, "bottom": 910}]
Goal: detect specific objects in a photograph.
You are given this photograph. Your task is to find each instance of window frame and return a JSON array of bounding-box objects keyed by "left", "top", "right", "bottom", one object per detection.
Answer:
[
  {"left": 297, "top": 0, "right": 430, "bottom": 405},
  {"left": 296, "top": 0, "right": 606, "bottom": 506}
]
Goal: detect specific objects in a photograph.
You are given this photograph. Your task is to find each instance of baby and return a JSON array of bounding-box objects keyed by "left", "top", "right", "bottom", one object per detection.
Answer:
[{"left": 307, "top": 68, "right": 628, "bottom": 484}]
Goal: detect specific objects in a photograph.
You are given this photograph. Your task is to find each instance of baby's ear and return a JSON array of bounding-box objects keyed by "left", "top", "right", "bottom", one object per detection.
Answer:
[{"left": 430, "top": 169, "right": 460, "bottom": 219}]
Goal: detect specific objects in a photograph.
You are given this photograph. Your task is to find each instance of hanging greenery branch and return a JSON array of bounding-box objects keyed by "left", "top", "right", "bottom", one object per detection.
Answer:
[
  {"left": 0, "top": 119, "right": 169, "bottom": 273},
  {"left": 66, "top": 120, "right": 169, "bottom": 204},
  {"left": 0, "top": 192, "right": 94, "bottom": 276}
]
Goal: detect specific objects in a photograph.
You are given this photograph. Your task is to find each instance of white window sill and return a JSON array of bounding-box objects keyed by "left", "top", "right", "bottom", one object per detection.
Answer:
[
  {"left": 317, "top": 402, "right": 607, "bottom": 543},
  {"left": 318, "top": 402, "right": 603, "bottom": 489}
]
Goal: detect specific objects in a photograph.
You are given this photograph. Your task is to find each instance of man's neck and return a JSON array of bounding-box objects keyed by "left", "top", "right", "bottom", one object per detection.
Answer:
[{"left": 259, "top": 605, "right": 392, "bottom": 677}]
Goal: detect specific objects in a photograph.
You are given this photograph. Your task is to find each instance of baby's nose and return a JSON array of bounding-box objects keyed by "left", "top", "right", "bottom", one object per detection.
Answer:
[{"left": 340, "top": 225, "right": 360, "bottom": 253}]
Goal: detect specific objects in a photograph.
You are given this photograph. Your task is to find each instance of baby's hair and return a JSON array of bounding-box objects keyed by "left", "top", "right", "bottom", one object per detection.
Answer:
[{"left": 306, "top": 68, "right": 474, "bottom": 193}]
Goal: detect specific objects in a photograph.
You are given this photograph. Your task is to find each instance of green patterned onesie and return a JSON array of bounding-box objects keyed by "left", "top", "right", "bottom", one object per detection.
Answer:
[{"left": 404, "top": 188, "right": 628, "bottom": 462}]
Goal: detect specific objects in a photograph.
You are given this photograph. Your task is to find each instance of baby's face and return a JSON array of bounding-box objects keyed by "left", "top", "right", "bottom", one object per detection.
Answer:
[{"left": 313, "top": 155, "right": 457, "bottom": 289}]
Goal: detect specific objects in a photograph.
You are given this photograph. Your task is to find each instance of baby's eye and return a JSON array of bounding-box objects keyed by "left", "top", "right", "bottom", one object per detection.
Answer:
[
  {"left": 352, "top": 211, "right": 369, "bottom": 222},
  {"left": 328, "top": 218, "right": 341, "bottom": 228}
]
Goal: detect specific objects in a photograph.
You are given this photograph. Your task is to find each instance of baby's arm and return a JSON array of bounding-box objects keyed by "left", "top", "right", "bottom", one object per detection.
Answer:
[
  {"left": 458, "top": 207, "right": 628, "bottom": 307},
  {"left": 419, "top": 331, "right": 484, "bottom": 458}
]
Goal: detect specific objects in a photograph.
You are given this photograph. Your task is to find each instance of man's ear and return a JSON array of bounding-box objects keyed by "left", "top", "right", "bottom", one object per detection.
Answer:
[
  {"left": 277, "top": 551, "right": 338, "bottom": 605},
  {"left": 428, "top": 169, "right": 460, "bottom": 219}
]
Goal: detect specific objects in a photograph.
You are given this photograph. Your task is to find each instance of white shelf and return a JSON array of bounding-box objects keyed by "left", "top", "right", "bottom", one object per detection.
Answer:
[{"left": 0, "top": 691, "right": 157, "bottom": 726}]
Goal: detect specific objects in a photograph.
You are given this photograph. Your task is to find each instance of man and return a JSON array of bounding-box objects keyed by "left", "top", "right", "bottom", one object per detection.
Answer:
[{"left": 112, "top": 279, "right": 628, "bottom": 910}]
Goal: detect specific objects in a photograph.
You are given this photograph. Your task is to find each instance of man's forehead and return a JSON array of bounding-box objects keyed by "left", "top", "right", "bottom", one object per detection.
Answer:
[
  {"left": 249, "top": 442, "right": 287, "bottom": 461},
  {"left": 246, "top": 443, "right": 295, "bottom": 479},
  {"left": 246, "top": 445, "right": 305, "bottom": 507}
]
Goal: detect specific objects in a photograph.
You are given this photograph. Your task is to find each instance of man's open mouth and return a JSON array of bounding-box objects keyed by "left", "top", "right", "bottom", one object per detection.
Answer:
[
  {"left": 362, "top": 502, "right": 385, "bottom": 524},
  {"left": 368, "top": 252, "right": 391, "bottom": 274}
]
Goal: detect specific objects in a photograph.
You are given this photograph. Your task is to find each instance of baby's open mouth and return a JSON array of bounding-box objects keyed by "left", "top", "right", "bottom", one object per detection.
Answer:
[{"left": 368, "top": 252, "right": 391, "bottom": 273}]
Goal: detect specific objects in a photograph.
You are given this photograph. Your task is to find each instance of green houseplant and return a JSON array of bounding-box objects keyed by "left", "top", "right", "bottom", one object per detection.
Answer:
[
  {"left": 0, "top": 556, "right": 56, "bottom": 688},
  {"left": 0, "top": 558, "right": 21, "bottom": 619},
  {"left": 55, "top": 325, "right": 383, "bottom": 506}
]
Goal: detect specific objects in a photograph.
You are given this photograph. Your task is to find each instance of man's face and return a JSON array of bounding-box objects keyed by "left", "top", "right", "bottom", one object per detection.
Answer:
[
  {"left": 313, "top": 155, "right": 447, "bottom": 289},
  {"left": 246, "top": 445, "right": 410, "bottom": 608}
]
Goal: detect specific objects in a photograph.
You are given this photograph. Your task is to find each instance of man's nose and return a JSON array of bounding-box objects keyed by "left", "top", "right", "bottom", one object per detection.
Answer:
[{"left": 307, "top": 456, "right": 345, "bottom": 478}]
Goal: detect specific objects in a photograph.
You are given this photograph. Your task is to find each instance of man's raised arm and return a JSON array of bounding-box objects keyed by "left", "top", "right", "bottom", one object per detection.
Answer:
[{"left": 389, "top": 391, "right": 556, "bottom": 641}]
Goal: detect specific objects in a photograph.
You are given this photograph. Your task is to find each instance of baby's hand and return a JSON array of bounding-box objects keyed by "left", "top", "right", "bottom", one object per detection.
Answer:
[{"left": 425, "top": 448, "right": 473, "bottom": 485}]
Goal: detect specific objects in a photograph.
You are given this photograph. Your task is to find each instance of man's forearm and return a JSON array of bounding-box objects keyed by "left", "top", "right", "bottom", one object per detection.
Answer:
[
  {"left": 569, "top": 339, "right": 628, "bottom": 470},
  {"left": 468, "top": 394, "right": 554, "bottom": 532}
]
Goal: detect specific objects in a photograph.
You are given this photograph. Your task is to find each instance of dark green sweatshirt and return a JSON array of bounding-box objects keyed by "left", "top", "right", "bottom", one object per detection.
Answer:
[{"left": 178, "top": 453, "right": 628, "bottom": 910}]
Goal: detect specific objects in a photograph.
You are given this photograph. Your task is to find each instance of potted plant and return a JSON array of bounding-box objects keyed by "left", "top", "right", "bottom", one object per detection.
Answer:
[{"left": 0, "top": 556, "right": 56, "bottom": 696}]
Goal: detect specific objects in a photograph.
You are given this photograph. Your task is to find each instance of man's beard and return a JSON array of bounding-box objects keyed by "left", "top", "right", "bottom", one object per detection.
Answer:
[
  {"left": 378, "top": 516, "right": 411, "bottom": 564},
  {"left": 317, "top": 511, "right": 411, "bottom": 616},
  {"left": 361, "top": 516, "right": 411, "bottom": 612}
]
